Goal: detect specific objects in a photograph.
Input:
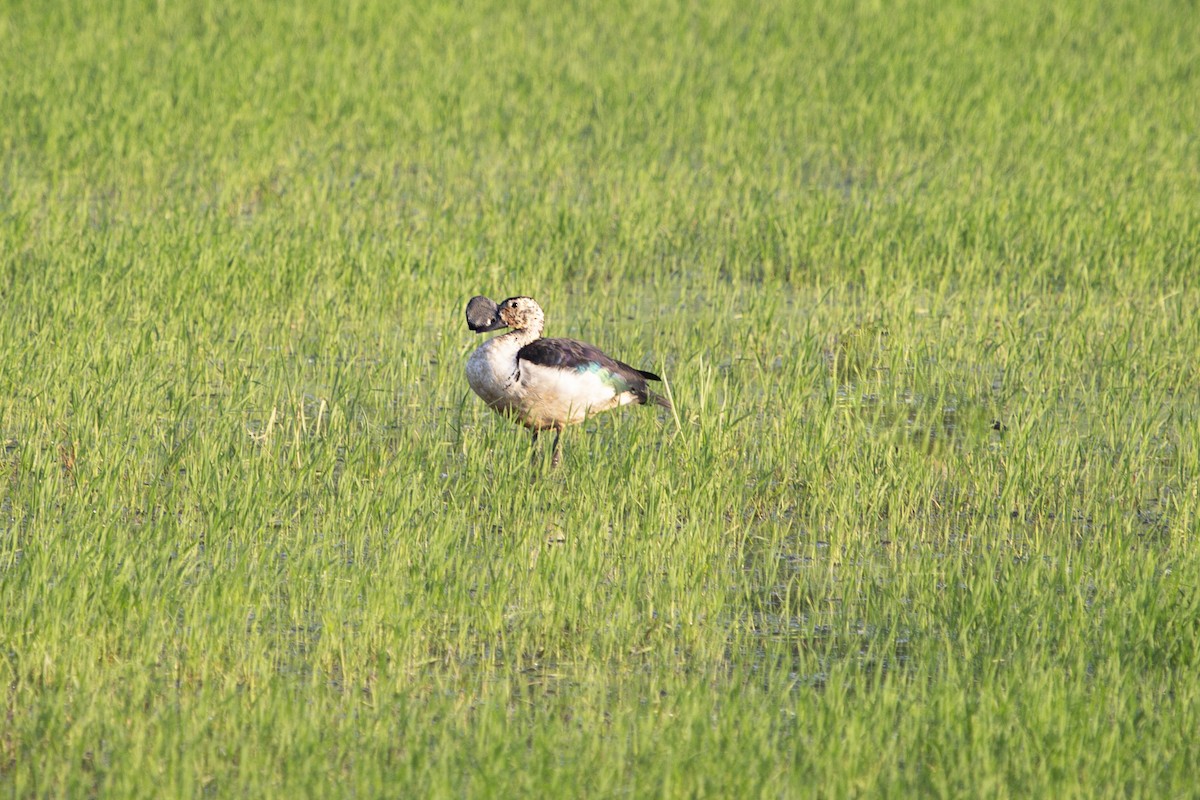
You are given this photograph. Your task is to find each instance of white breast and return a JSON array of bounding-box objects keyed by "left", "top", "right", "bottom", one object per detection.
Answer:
[{"left": 466, "top": 336, "right": 521, "bottom": 409}]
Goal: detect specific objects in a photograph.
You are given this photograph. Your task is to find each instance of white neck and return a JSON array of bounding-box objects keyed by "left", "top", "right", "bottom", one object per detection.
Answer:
[{"left": 498, "top": 323, "right": 542, "bottom": 348}]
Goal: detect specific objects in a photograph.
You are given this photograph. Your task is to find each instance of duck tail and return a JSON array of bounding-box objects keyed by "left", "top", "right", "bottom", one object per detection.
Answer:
[{"left": 632, "top": 367, "right": 672, "bottom": 411}]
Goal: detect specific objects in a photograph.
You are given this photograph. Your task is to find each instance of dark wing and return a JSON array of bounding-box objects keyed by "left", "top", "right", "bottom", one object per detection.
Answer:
[{"left": 518, "top": 337, "right": 661, "bottom": 403}]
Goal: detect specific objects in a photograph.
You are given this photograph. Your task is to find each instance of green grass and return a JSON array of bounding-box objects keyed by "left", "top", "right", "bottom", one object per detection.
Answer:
[{"left": 2, "top": 0, "right": 1199, "bottom": 796}]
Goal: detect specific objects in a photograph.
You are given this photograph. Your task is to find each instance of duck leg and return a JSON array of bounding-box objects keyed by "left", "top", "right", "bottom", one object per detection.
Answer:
[{"left": 550, "top": 427, "right": 563, "bottom": 468}]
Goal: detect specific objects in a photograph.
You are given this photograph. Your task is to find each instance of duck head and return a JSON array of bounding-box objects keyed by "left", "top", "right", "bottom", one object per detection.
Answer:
[{"left": 466, "top": 295, "right": 545, "bottom": 335}]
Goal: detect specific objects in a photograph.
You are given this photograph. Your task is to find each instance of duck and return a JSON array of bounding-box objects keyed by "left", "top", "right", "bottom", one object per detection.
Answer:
[{"left": 464, "top": 295, "right": 670, "bottom": 467}]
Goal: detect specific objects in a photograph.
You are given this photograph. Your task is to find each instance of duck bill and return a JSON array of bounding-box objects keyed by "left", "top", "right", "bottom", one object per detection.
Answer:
[
  {"left": 470, "top": 317, "right": 507, "bottom": 333},
  {"left": 466, "top": 295, "right": 506, "bottom": 332}
]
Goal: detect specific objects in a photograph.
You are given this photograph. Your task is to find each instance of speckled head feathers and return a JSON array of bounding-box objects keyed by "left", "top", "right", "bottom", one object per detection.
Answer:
[{"left": 496, "top": 296, "right": 545, "bottom": 334}]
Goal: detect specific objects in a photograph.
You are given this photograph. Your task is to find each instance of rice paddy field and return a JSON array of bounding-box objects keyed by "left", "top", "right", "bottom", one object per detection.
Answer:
[{"left": 2, "top": 0, "right": 1199, "bottom": 796}]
